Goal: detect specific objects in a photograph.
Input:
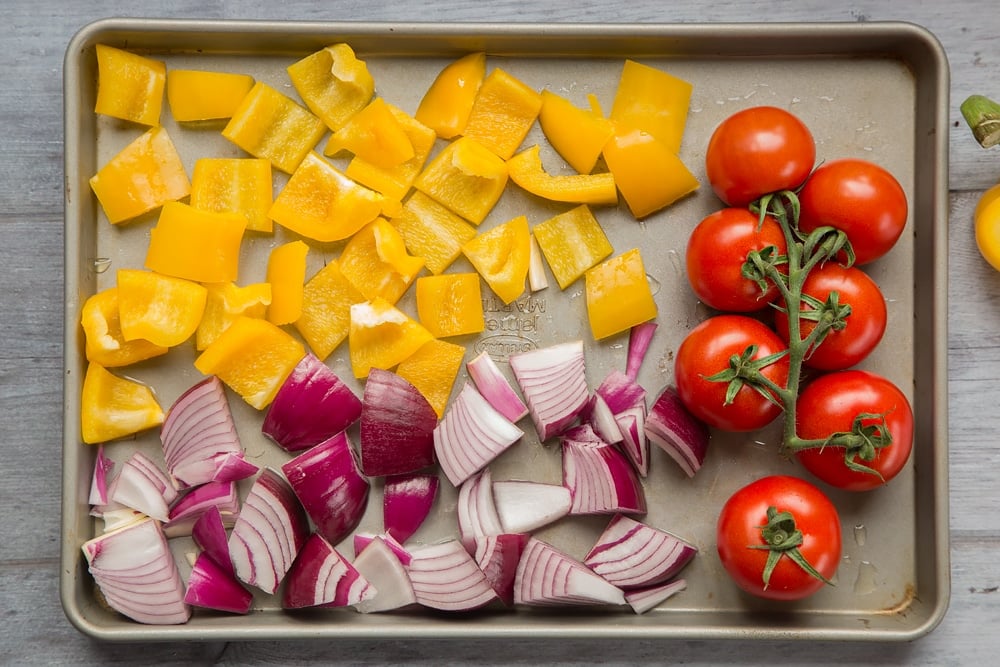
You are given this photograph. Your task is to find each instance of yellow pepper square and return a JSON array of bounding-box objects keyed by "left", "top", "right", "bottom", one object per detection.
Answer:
[
  {"left": 166, "top": 69, "right": 255, "bottom": 122},
  {"left": 344, "top": 104, "right": 437, "bottom": 202},
  {"left": 415, "top": 273, "right": 485, "bottom": 338},
  {"left": 339, "top": 219, "right": 425, "bottom": 305},
  {"left": 94, "top": 44, "right": 166, "bottom": 126},
  {"left": 396, "top": 339, "right": 467, "bottom": 418},
  {"left": 462, "top": 67, "right": 543, "bottom": 160},
  {"left": 532, "top": 204, "right": 614, "bottom": 290},
  {"left": 190, "top": 158, "right": 273, "bottom": 233},
  {"left": 414, "top": 136, "right": 508, "bottom": 225},
  {"left": 389, "top": 191, "right": 476, "bottom": 275},
  {"left": 295, "top": 260, "right": 365, "bottom": 361},
  {"left": 287, "top": 43, "right": 375, "bottom": 132},
  {"left": 584, "top": 248, "right": 658, "bottom": 341},
  {"left": 145, "top": 201, "right": 246, "bottom": 284}
]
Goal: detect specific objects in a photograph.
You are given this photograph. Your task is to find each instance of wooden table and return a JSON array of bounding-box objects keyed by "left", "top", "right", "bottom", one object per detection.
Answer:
[{"left": 3, "top": 1, "right": 997, "bottom": 664}]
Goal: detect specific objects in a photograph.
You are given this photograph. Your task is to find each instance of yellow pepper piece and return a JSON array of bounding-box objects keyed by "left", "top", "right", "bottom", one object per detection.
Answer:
[
  {"left": 194, "top": 316, "right": 305, "bottom": 410},
  {"left": 81, "top": 362, "right": 164, "bottom": 444},
  {"left": 295, "top": 260, "right": 365, "bottom": 361},
  {"left": 269, "top": 152, "right": 390, "bottom": 242},
  {"left": 144, "top": 201, "right": 246, "bottom": 284},
  {"left": 389, "top": 191, "right": 477, "bottom": 275},
  {"left": 538, "top": 90, "right": 614, "bottom": 175},
  {"left": 196, "top": 282, "right": 272, "bottom": 351},
  {"left": 339, "top": 218, "right": 425, "bottom": 305},
  {"left": 396, "top": 339, "right": 466, "bottom": 418},
  {"left": 116, "top": 269, "right": 207, "bottom": 348},
  {"left": 507, "top": 145, "right": 618, "bottom": 206},
  {"left": 532, "top": 205, "right": 614, "bottom": 290},
  {"left": 266, "top": 240, "right": 309, "bottom": 325},
  {"left": 81, "top": 287, "right": 168, "bottom": 367},
  {"left": 463, "top": 68, "right": 543, "bottom": 160},
  {"left": 89, "top": 126, "right": 191, "bottom": 225},
  {"left": 324, "top": 97, "right": 414, "bottom": 168},
  {"left": 416, "top": 273, "right": 485, "bottom": 338},
  {"left": 345, "top": 105, "right": 437, "bottom": 202},
  {"left": 602, "top": 126, "right": 699, "bottom": 219},
  {"left": 348, "top": 298, "right": 435, "bottom": 379},
  {"left": 222, "top": 81, "right": 327, "bottom": 174},
  {"left": 414, "top": 136, "right": 508, "bottom": 225},
  {"left": 287, "top": 43, "right": 375, "bottom": 132},
  {"left": 94, "top": 44, "right": 166, "bottom": 126},
  {"left": 610, "top": 60, "right": 692, "bottom": 155},
  {"left": 461, "top": 215, "right": 531, "bottom": 305},
  {"left": 585, "top": 248, "right": 658, "bottom": 341},
  {"left": 166, "top": 69, "right": 255, "bottom": 122},
  {"left": 975, "top": 182, "right": 1000, "bottom": 271},
  {"left": 190, "top": 158, "right": 273, "bottom": 233},
  {"left": 415, "top": 52, "right": 486, "bottom": 140}
]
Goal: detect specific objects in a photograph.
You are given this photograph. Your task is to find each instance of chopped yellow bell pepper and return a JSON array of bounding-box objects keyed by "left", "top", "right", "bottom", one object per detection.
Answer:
[
  {"left": 116, "top": 269, "right": 207, "bottom": 348},
  {"left": 463, "top": 68, "right": 543, "bottom": 160},
  {"left": 194, "top": 316, "right": 305, "bottom": 409},
  {"left": 295, "top": 260, "right": 365, "bottom": 361},
  {"left": 266, "top": 240, "right": 309, "bottom": 326},
  {"left": 144, "top": 201, "right": 246, "bottom": 284},
  {"left": 345, "top": 105, "right": 437, "bottom": 202},
  {"left": 602, "top": 126, "right": 699, "bottom": 219},
  {"left": 339, "top": 218, "right": 425, "bottom": 305},
  {"left": 396, "top": 338, "right": 466, "bottom": 418},
  {"left": 461, "top": 215, "right": 531, "bottom": 305},
  {"left": 585, "top": 248, "right": 657, "bottom": 340},
  {"left": 414, "top": 52, "right": 486, "bottom": 140},
  {"left": 507, "top": 145, "right": 618, "bottom": 206},
  {"left": 609, "top": 60, "right": 692, "bottom": 155},
  {"left": 190, "top": 158, "right": 273, "bottom": 233},
  {"left": 538, "top": 90, "right": 614, "bottom": 175},
  {"left": 81, "top": 362, "right": 164, "bottom": 444},
  {"left": 269, "top": 152, "right": 391, "bottom": 243},
  {"left": 166, "top": 69, "right": 255, "bottom": 122},
  {"left": 94, "top": 44, "right": 166, "bottom": 126},
  {"left": 324, "top": 97, "right": 414, "bottom": 168},
  {"left": 389, "top": 191, "right": 477, "bottom": 275},
  {"left": 348, "top": 298, "right": 435, "bottom": 379},
  {"left": 415, "top": 273, "right": 485, "bottom": 338},
  {"left": 975, "top": 182, "right": 1000, "bottom": 271},
  {"left": 532, "top": 205, "right": 614, "bottom": 290},
  {"left": 196, "top": 282, "right": 272, "bottom": 351},
  {"left": 414, "top": 136, "right": 508, "bottom": 225},
  {"left": 287, "top": 43, "right": 375, "bottom": 132},
  {"left": 222, "top": 81, "right": 327, "bottom": 174},
  {"left": 81, "top": 287, "right": 168, "bottom": 367},
  {"left": 89, "top": 126, "right": 191, "bottom": 224}
]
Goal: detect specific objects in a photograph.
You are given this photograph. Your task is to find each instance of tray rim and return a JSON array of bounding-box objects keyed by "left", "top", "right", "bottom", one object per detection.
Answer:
[{"left": 61, "top": 16, "right": 951, "bottom": 642}]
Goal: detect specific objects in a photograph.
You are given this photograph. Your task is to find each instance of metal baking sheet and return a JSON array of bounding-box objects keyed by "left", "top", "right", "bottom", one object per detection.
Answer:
[{"left": 61, "top": 18, "right": 950, "bottom": 641}]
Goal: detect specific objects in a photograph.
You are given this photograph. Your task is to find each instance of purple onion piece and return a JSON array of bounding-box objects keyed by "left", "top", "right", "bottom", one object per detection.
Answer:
[
  {"left": 562, "top": 425, "right": 646, "bottom": 516},
  {"left": 360, "top": 368, "right": 437, "bottom": 477},
  {"left": 283, "top": 533, "right": 375, "bottom": 609},
  {"left": 184, "top": 551, "right": 253, "bottom": 614},
  {"left": 406, "top": 540, "right": 499, "bottom": 611},
  {"left": 583, "top": 514, "right": 697, "bottom": 589},
  {"left": 626, "top": 322, "right": 658, "bottom": 382},
  {"left": 509, "top": 340, "right": 589, "bottom": 441},
  {"left": 644, "top": 386, "right": 710, "bottom": 477},
  {"left": 383, "top": 473, "right": 439, "bottom": 544},
  {"left": 353, "top": 536, "right": 417, "bottom": 613},
  {"left": 472, "top": 533, "right": 529, "bottom": 606},
  {"left": 625, "top": 578, "right": 687, "bottom": 614},
  {"left": 513, "top": 537, "right": 625, "bottom": 607}
]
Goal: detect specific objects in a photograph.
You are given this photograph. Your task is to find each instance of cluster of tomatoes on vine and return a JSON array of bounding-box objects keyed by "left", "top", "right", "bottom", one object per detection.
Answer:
[{"left": 674, "top": 106, "right": 914, "bottom": 600}]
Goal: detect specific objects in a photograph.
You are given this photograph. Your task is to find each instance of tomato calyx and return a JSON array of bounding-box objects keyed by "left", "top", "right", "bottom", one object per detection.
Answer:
[
  {"left": 702, "top": 344, "right": 787, "bottom": 409},
  {"left": 749, "top": 505, "right": 834, "bottom": 590},
  {"left": 786, "top": 410, "right": 894, "bottom": 480}
]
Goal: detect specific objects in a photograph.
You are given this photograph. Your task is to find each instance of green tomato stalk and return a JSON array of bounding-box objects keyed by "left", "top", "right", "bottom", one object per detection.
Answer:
[{"left": 961, "top": 94, "right": 1000, "bottom": 149}]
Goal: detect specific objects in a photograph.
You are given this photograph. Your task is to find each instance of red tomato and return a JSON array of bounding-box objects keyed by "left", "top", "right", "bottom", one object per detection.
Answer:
[
  {"left": 717, "top": 475, "right": 842, "bottom": 601},
  {"left": 797, "top": 158, "right": 908, "bottom": 266},
  {"left": 795, "top": 370, "right": 914, "bottom": 491},
  {"left": 685, "top": 208, "right": 788, "bottom": 312},
  {"left": 773, "top": 263, "right": 887, "bottom": 370},
  {"left": 674, "top": 315, "right": 789, "bottom": 432},
  {"left": 705, "top": 106, "right": 816, "bottom": 207}
]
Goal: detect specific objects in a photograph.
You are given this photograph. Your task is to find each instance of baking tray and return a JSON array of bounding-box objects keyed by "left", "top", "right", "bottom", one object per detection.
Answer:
[{"left": 61, "top": 18, "right": 950, "bottom": 641}]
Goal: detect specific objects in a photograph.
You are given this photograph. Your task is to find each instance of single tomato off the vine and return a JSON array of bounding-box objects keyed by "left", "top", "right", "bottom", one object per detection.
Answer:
[
  {"left": 795, "top": 370, "right": 914, "bottom": 491},
  {"left": 674, "top": 314, "right": 789, "bottom": 432},
  {"left": 773, "top": 262, "right": 887, "bottom": 371},
  {"left": 686, "top": 208, "right": 788, "bottom": 312},
  {"left": 717, "top": 475, "right": 841, "bottom": 601},
  {"left": 705, "top": 106, "right": 816, "bottom": 208},
  {"left": 797, "top": 158, "right": 908, "bottom": 266}
]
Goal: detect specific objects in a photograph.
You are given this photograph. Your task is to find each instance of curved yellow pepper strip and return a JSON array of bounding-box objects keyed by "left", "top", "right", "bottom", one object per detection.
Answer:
[{"left": 507, "top": 145, "right": 618, "bottom": 206}]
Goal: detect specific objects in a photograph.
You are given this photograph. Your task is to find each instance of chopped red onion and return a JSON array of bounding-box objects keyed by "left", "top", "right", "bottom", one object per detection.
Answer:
[
  {"left": 626, "top": 322, "right": 658, "bottom": 382},
  {"left": 360, "top": 368, "right": 438, "bottom": 477},
  {"left": 383, "top": 473, "right": 439, "bottom": 544},
  {"left": 472, "top": 533, "right": 529, "bottom": 606},
  {"left": 352, "top": 535, "right": 417, "bottom": 613},
  {"left": 88, "top": 444, "right": 114, "bottom": 506},
  {"left": 283, "top": 533, "right": 375, "bottom": 609},
  {"left": 583, "top": 514, "right": 697, "bottom": 589},
  {"left": 509, "top": 341, "right": 589, "bottom": 440},
  {"left": 562, "top": 425, "right": 646, "bottom": 515},
  {"left": 184, "top": 551, "right": 253, "bottom": 614},
  {"left": 594, "top": 369, "right": 646, "bottom": 414},
  {"left": 644, "top": 386, "right": 710, "bottom": 477},
  {"left": 352, "top": 532, "right": 412, "bottom": 566},
  {"left": 165, "top": 480, "right": 239, "bottom": 538},
  {"left": 190, "top": 505, "right": 234, "bottom": 575},
  {"left": 491, "top": 480, "right": 571, "bottom": 534},
  {"left": 625, "top": 578, "right": 687, "bottom": 614},
  {"left": 97, "top": 507, "right": 145, "bottom": 533},
  {"left": 406, "top": 540, "right": 499, "bottom": 611},
  {"left": 514, "top": 537, "right": 625, "bottom": 607},
  {"left": 457, "top": 469, "right": 503, "bottom": 551},
  {"left": 466, "top": 351, "right": 528, "bottom": 423},
  {"left": 615, "top": 404, "right": 650, "bottom": 477},
  {"left": 585, "top": 392, "right": 623, "bottom": 445},
  {"left": 110, "top": 451, "right": 179, "bottom": 522}
]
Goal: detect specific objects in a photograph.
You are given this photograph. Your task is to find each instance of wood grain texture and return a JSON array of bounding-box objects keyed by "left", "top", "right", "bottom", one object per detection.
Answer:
[{"left": 3, "top": 0, "right": 998, "bottom": 664}]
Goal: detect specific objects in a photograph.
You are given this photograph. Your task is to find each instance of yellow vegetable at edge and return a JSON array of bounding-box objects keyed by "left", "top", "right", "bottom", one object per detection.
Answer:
[
  {"left": 974, "top": 182, "right": 1000, "bottom": 271},
  {"left": 80, "top": 362, "right": 164, "bottom": 444}
]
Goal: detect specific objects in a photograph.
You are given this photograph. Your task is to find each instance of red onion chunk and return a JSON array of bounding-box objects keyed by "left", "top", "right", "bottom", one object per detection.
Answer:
[
  {"left": 282, "top": 431, "right": 370, "bottom": 546},
  {"left": 89, "top": 444, "right": 114, "bottom": 506},
  {"left": 110, "top": 451, "right": 178, "bottom": 522},
  {"left": 509, "top": 341, "right": 589, "bottom": 441},
  {"left": 262, "top": 353, "right": 363, "bottom": 452},
  {"left": 353, "top": 532, "right": 412, "bottom": 566},
  {"left": 466, "top": 351, "right": 528, "bottom": 422},
  {"left": 583, "top": 514, "right": 697, "bottom": 589},
  {"left": 645, "top": 386, "right": 710, "bottom": 477},
  {"left": 472, "top": 533, "right": 528, "bottom": 606},
  {"left": 406, "top": 540, "right": 498, "bottom": 611},
  {"left": 98, "top": 508, "right": 146, "bottom": 533},
  {"left": 360, "top": 368, "right": 438, "bottom": 477},
  {"left": 595, "top": 369, "right": 646, "bottom": 415},
  {"left": 352, "top": 535, "right": 417, "bottom": 613},
  {"left": 615, "top": 404, "right": 650, "bottom": 477},
  {"left": 626, "top": 322, "right": 658, "bottom": 382},
  {"left": 434, "top": 383, "right": 523, "bottom": 487},
  {"left": 491, "top": 480, "right": 571, "bottom": 534},
  {"left": 164, "top": 481, "right": 239, "bottom": 538},
  {"left": 514, "top": 538, "right": 625, "bottom": 607},
  {"left": 457, "top": 469, "right": 503, "bottom": 551},
  {"left": 228, "top": 468, "right": 309, "bottom": 594},
  {"left": 283, "top": 533, "right": 375, "bottom": 609},
  {"left": 383, "top": 473, "right": 438, "bottom": 544},
  {"left": 184, "top": 551, "right": 253, "bottom": 614},
  {"left": 586, "top": 393, "right": 623, "bottom": 445},
  {"left": 562, "top": 426, "right": 646, "bottom": 515},
  {"left": 82, "top": 518, "right": 190, "bottom": 625},
  {"left": 191, "top": 505, "right": 234, "bottom": 575},
  {"left": 625, "top": 578, "right": 688, "bottom": 614}
]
